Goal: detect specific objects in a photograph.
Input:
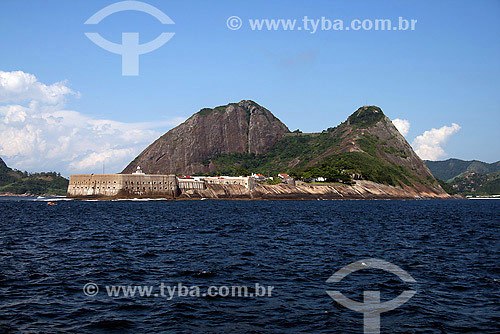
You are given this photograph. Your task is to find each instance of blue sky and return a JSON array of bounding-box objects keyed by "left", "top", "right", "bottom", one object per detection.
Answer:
[{"left": 0, "top": 0, "right": 499, "bottom": 175}]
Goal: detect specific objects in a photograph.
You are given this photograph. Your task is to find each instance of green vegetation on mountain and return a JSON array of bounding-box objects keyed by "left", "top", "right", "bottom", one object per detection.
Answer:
[
  {"left": 446, "top": 171, "right": 500, "bottom": 196},
  {"left": 201, "top": 132, "right": 342, "bottom": 175},
  {"left": 426, "top": 159, "right": 500, "bottom": 196},
  {"left": 204, "top": 149, "right": 415, "bottom": 187},
  {"left": 294, "top": 152, "right": 415, "bottom": 187},
  {"left": 125, "top": 101, "right": 445, "bottom": 195},
  {"left": 347, "top": 106, "right": 384, "bottom": 128},
  {"left": 436, "top": 178, "right": 459, "bottom": 195},
  {"left": 476, "top": 175, "right": 500, "bottom": 195},
  {"left": 425, "top": 158, "right": 500, "bottom": 182},
  {"left": 199, "top": 105, "right": 439, "bottom": 190},
  {"left": 0, "top": 158, "right": 69, "bottom": 196}
]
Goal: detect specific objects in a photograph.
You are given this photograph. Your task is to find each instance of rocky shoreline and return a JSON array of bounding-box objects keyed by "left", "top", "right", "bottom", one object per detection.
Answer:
[
  {"left": 69, "top": 180, "right": 458, "bottom": 200},
  {"left": 179, "top": 180, "right": 456, "bottom": 200},
  {"left": 0, "top": 193, "right": 34, "bottom": 197}
]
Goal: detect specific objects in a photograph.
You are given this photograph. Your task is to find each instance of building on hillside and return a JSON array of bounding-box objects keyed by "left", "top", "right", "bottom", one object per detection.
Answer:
[
  {"left": 133, "top": 166, "right": 145, "bottom": 174},
  {"left": 278, "top": 173, "right": 295, "bottom": 185},
  {"left": 202, "top": 176, "right": 255, "bottom": 189},
  {"left": 178, "top": 177, "right": 206, "bottom": 191},
  {"left": 251, "top": 173, "right": 266, "bottom": 181}
]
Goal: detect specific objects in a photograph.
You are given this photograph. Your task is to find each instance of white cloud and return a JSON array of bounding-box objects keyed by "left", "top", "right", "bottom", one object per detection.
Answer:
[
  {"left": 0, "top": 70, "right": 77, "bottom": 104},
  {"left": 392, "top": 118, "right": 410, "bottom": 137},
  {"left": 0, "top": 70, "right": 184, "bottom": 176},
  {"left": 412, "top": 123, "right": 461, "bottom": 160}
]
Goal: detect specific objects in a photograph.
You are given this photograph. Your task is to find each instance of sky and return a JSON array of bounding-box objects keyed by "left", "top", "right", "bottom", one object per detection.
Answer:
[{"left": 0, "top": 0, "right": 499, "bottom": 176}]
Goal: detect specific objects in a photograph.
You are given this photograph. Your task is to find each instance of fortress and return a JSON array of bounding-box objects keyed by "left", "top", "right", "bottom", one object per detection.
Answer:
[{"left": 67, "top": 167, "right": 254, "bottom": 199}]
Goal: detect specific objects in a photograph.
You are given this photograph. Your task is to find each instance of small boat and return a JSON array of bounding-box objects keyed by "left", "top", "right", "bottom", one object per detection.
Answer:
[{"left": 47, "top": 202, "right": 55, "bottom": 206}]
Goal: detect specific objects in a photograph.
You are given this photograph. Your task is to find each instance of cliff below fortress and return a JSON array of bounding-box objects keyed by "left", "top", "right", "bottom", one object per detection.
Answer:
[{"left": 179, "top": 181, "right": 452, "bottom": 200}]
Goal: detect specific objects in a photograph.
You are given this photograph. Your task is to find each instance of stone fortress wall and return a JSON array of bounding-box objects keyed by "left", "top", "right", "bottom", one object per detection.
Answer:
[
  {"left": 67, "top": 174, "right": 179, "bottom": 198},
  {"left": 67, "top": 173, "right": 255, "bottom": 198}
]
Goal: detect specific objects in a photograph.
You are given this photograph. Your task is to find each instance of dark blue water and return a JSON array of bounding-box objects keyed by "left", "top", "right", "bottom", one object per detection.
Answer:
[{"left": 0, "top": 199, "right": 499, "bottom": 333}]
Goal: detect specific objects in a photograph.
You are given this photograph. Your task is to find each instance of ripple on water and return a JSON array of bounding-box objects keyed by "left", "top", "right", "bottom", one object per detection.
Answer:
[{"left": 0, "top": 199, "right": 499, "bottom": 333}]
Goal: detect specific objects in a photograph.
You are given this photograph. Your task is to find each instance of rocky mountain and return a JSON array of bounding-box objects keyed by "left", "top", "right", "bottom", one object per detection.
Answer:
[
  {"left": 202, "top": 105, "right": 443, "bottom": 194},
  {"left": 425, "top": 158, "right": 500, "bottom": 182},
  {"left": 124, "top": 102, "right": 447, "bottom": 196},
  {"left": 123, "top": 100, "right": 289, "bottom": 174},
  {"left": 0, "top": 158, "right": 8, "bottom": 171}
]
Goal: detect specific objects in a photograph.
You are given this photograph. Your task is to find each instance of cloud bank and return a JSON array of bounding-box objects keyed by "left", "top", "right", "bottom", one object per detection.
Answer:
[
  {"left": 0, "top": 70, "right": 77, "bottom": 105},
  {"left": 0, "top": 70, "right": 183, "bottom": 175},
  {"left": 412, "top": 123, "right": 461, "bottom": 160}
]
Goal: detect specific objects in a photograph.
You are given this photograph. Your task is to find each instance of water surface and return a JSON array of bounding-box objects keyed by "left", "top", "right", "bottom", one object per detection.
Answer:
[{"left": 0, "top": 199, "right": 499, "bottom": 333}]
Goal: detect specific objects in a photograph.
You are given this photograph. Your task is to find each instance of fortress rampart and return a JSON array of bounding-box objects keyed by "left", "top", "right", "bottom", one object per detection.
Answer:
[
  {"left": 67, "top": 174, "right": 179, "bottom": 198},
  {"left": 67, "top": 173, "right": 254, "bottom": 198}
]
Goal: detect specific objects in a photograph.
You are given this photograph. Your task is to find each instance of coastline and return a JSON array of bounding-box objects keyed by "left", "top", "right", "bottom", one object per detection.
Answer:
[
  {"left": 0, "top": 193, "right": 34, "bottom": 197},
  {"left": 67, "top": 180, "right": 460, "bottom": 201}
]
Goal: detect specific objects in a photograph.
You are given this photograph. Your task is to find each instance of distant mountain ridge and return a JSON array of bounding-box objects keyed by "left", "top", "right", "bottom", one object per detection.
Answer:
[
  {"left": 124, "top": 101, "right": 447, "bottom": 196},
  {"left": 0, "top": 157, "right": 68, "bottom": 196},
  {"left": 425, "top": 158, "right": 500, "bottom": 182},
  {"left": 425, "top": 158, "right": 500, "bottom": 196}
]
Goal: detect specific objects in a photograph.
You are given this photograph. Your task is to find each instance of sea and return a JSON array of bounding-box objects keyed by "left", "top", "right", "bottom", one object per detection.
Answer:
[{"left": 0, "top": 198, "right": 499, "bottom": 333}]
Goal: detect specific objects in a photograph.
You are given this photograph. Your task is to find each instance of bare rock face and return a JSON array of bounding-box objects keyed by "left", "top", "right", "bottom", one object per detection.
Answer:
[
  {"left": 177, "top": 181, "right": 452, "bottom": 200},
  {"left": 122, "top": 100, "right": 290, "bottom": 175}
]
